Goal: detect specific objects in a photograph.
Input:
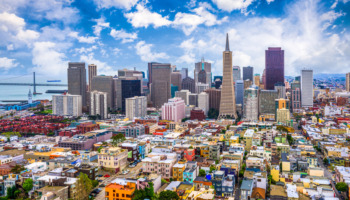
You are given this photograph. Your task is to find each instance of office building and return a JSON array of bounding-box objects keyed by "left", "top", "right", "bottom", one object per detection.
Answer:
[
  {"left": 68, "top": 62, "right": 87, "bottom": 107},
  {"left": 171, "top": 71, "right": 182, "bottom": 91},
  {"left": 291, "top": 88, "right": 301, "bottom": 111},
  {"left": 219, "top": 34, "right": 238, "bottom": 119},
  {"left": 89, "top": 91, "right": 108, "bottom": 119},
  {"left": 161, "top": 98, "right": 185, "bottom": 122},
  {"left": 91, "top": 75, "right": 114, "bottom": 109},
  {"left": 198, "top": 92, "right": 209, "bottom": 115},
  {"left": 150, "top": 63, "right": 171, "bottom": 109},
  {"left": 346, "top": 73, "right": 350, "bottom": 92},
  {"left": 243, "top": 66, "right": 253, "bottom": 81},
  {"left": 235, "top": 80, "right": 244, "bottom": 108},
  {"left": 232, "top": 66, "right": 241, "bottom": 83},
  {"left": 88, "top": 64, "right": 97, "bottom": 91},
  {"left": 182, "top": 77, "right": 196, "bottom": 93},
  {"left": 175, "top": 90, "right": 190, "bottom": 105},
  {"left": 171, "top": 84, "right": 178, "bottom": 98},
  {"left": 274, "top": 82, "right": 286, "bottom": 99},
  {"left": 118, "top": 69, "right": 144, "bottom": 93},
  {"left": 301, "top": 69, "right": 313, "bottom": 107},
  {"left": 265, "top": 47, "right": 284, "bottom": 90},
  {"left": 254, "top": 74, "right": 260, "bottom": 87},
  {"left": 204, "top": 88, "right": 221, "bottom": 110},
  {"left": 243, "top": 86, "right": 259, "bottom": 121},
  {"left": 194, "top": 58, "right": 211, "bottom": 85},
  {"left": 196, "top": 83, "right": 209, "bottom": 94},
  {"left": 181, "top": 68, "right": 188, "bottom": 80},
  {"left": 259, "top": 90, "right": 278, "bottom": 114},
  {"left": 114, "top": 77, "right": 141, "bottom": 112},
  {"left": 214, "top": 78, "right": 222, "bottom": 89},
  {"left": 262, "top": 69, "right": 266, "bottom": 89},
  {"left": 244, "top": 80, "right": 252, "bottom": 89},
  {"left": 53, "top": 94, "right": 82, "bottom": 117},
  {"left": 189, "top": 93, "right": 198, "bottom": 107},
  {"left": 125, "top": 96, "right": 147, "bottom": 120}
]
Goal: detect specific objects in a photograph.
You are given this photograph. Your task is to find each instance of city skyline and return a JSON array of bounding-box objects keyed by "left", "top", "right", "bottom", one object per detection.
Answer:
[{"left": 0, "top": 0, "right": 350, "bottom": 81}]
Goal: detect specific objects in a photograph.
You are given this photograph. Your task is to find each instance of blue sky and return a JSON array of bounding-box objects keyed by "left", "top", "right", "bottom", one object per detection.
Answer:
[{"left": 0, "top": 0, "right": 349, "bottom": 81}]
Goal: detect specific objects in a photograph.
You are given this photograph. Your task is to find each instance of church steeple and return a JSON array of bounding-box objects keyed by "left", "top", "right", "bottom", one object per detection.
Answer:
[{"left": 225, "top": 33, "right": 230, "bottom": 51}]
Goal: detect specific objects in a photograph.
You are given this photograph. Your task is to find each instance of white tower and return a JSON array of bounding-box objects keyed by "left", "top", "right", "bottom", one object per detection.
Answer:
[{"left": 28, "top": 89, "right": 33, "bottom": 104}]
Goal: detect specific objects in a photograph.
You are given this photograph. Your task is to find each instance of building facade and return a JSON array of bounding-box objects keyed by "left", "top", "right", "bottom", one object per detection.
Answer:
[
  {"left": 235, "top": 80, "right": 244, "bottom": 108},
  {"left": 198, "top": 92, "right": 209, "bottom": 115},
  {"left": 175, "top": 90, "right": 190, "bottom": 105},
  {"left": 265, "top": 47, "right": 284, "bottom": 90},
  {"left": 68, "top": 62, "right": 87, "bottom": 107},
  {"left": 88, "top": 64, "right": 97, "bottom": 91},
  {"left": 301, "top": 69, "right": 314, "bottom": 107},
  {"left": 233, "top": 66, "right": 241, "bottom": 83},
  {"left": 114, "top": 77, "right": 141, "bottom": 112},
  {"left": 89, "top": 91, "right": 108, "bottom": 119},
  {"left": 53, "top": 94, "right": 82, "bottom": 117},
  {"left": 161, "top": 98, "right": 185, "bottom": 122},
  {"left": 259, "top": 90, "right": 278, "bottom": 115},
  {"left": 194, "top": 58, "right": 211, "bottom": 85},
  {"left": 244, "top": 86, "right": 259, "bottom": 121},
  {"left": 150, "top": 63, "right": 172, "bottom": 109},
  {"left": 346, "top": 72, "right": 350, "bottom": 92},
  {"left": 182, "top": 77, "right": 196, "bottom": 93},
  {"left": 125, "top": 96, "right": 147, "bottom": 120},
  {"left": 171, "top": 71, "right": 182, "bottom": 91},
  {"left": 243, "top": 66, "right": 253, "bottom": 82},
  {"left": 91, "top": 75, "right": 114, "bottom": 109},
  {"left": 204, "top": 88, "right": 221, "bottom": 110}
]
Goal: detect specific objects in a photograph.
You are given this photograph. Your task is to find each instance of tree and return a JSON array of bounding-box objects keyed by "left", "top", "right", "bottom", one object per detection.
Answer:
[
  {"left": 208, "top": 108, "right": 219, "bottom": 119},
  {"left": 161, "top": 179, "right": 168, "bottom": 185},
  {"left": 92, "top": 180, "right": 99, "bottom": 188},
  {"left": 133, "top": 182, "right": 155, "bottom": 200},
  {"left": 111, "top": 133, "right": 125, "bottom": 147},
  {"left": 199, "top": 169, "right": 206, "bottom": 177},
  {"left": 75, "top": 173, "right": 93, "bottom": 200},
  {"left": 158, "top": 190, "right": 180, "bottom": 200},
  {"left": 6, "top": 186, "right": 19, "bottom": 199},
  {"left": 336, "top": 182, "right": 348, "bottom": 192},
  {"left": 23, "top": 178, "right": 33, "bottom": 194},
  {"left": 209, "top": 165, "right": 216, "bottom": 173},
  {"left": 323, "top": 158, "right": 329, "bottom": 165},
  {"left": 10, "top": 165, "right": 25, "bottom": 174}
]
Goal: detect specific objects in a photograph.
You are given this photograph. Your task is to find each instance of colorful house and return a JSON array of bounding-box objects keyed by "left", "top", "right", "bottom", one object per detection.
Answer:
[{"left": 105, "top": 182, "right": 136, "bottom": 200}]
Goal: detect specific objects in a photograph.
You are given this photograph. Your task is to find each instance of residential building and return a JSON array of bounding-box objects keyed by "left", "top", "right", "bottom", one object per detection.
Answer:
[
  {"left": 120, "top": 143, "right": 139, "bottom": 162},
  {"left": 259, "top": 90, "right": 278, "bottom": 115},
  {"left": 89, "top": 91, "right": 108, "bottom": 119},
  {"left": 52, "top": 94, "right": 82, "bottom": 117},
  {"left": 198, "top": 92, "right": 209, "bottom": 115},
  {"left": 98, "top": 147, "right": 128, "bottom": 173},
  {"left": 125, "top": 96, "right": 147, "bottom": 120},
  {"left": 162, "top": 97, "right": 185, "bottom": 122},
  {"left": 90, "top": 75, "right": 114, "bottom": 109},
  {"left": 301, "top": 69, "right": 314, "bottom": 107},
  {"left": 175, "top": 90, "right": 190, "bottom": 105},
  {"left": 173, "top": 163, "right": 186, "bottom": 181},
  {"left": 105, "top": 182, "right": 136, "bottom": 200},
  {"left": 212, "top": 170, "right": 235, "bottom": 197},
  {"left": 265, "top": 47, "right": 284, "bottom": 90},
  {"left": 243, "top": 129, "right": 254, "bottom": 151},
  {"left": 68, "top": 62, "right": 87, "bottom": 107},
  {"left": 141, "top": 153, "right": 177, "bottom": 180},
  {"left": 209, "top": 145, "right": 220, "bottom": 160},
  {"left": 244, "top": 86, "right": 259, "bottom": 121},
  {"left": 241, "top": 178, "right": 254, "bottom": 200}
]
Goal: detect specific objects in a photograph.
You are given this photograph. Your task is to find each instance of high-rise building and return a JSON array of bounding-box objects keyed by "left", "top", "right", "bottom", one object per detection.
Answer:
[
  {"left": 90, "top": 91, "right": 108, "bottom": 119},
  {"left": 301, "top": 69, "right": 313, "bottom": 107},
  {"left": 204, "top": 88, "right": 221, "bottom": 111},
  {"left": 194, "top": 58, "right": 211, "bottom": 85},
  {"left": 68, "top": 62, "right": 87, "bottom": 107},
  {"left": 346, "top": 73, "right": 350, "bottom": 92},
  {"left": 243, "top": 86, "right": 259, "bottom": 121},
  {"left": 198, "top": 92, "right": 209, "bottom": 116},
  {"left": 53, "top": 94, "right": 82, "bottom": 117},
  {"left": 232, "top": 66, "right": 241, "bottom": 83},
  {"left": 161, "top": 98, "right": 185, "bottom": 122},
  {"left": 244, "top": 80, "right": 252, "bottom": 89},
  {"left": 274, "top": 82, "right": 286, "bottom": 99},
  {"left": 182, "top": 77, "right": 196, "bottom": 93},
  {"left": 291, "top": 88, "right": 301, "bottom": 112},
  {"left": 262, "top": 69, "right": 266, "bottom": 89},
  {"left": 259, "top": 90, "right": 279, "bottom": 115},
  {"left": 265, "top": 47, "right": 284, "bottom": 90},
  {"left": 181, "top": 68, "right": 188, "bottom": 80},
  {"left": 189, "top": 93, "right": 198, "bottom": 107},
  {"left": 175, "top": 90, "right": 190, "bottom": 105},
  {"left": 242, "top": 66, "right": 253, "bottom": 81},
  {"left": 171, "top": 71, "right": 182, "bottom": 91},
  {"left": 275, "top": 98, "right": 290, "bottom": 116},
  {"left": 235, "top": 80, "right": 244, "bottom": 108},
  {"left": 214, "top": 78, "right": 222, "bottom": 89},
  {"left": 114, "top": 77, "right": 141, "bottom": 112},
  {"left": 150, "top": 63, "right": 171, "bottom": 109},
  {"left": 118, "top": 69, "right": 144, "bottom": 93},
  {"left": 125, "top": 96, "right": 147, "bottom": 120},
  {"left": 196, "top": 83, "right": 209, "bottom": 94},
  {"left": 254, "top": 74, "right": 260, "bottom": 87},
  {"left": 91, "top": 76, "right": 114, "bottom": 109},
  {"left": 219, "top": 34, "right": 237, "bottom": 119},
  {"left": 88, "top": 64, "right": 97, "bottom": 91}
]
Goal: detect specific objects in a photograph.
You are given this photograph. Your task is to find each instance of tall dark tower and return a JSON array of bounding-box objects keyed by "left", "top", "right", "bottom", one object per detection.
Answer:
[
  {"left": 68, "top": 62, "right": 87, "bottom": 107},
  {"left": 265, "top": 47, "right": 284, "bottom": 90},
  {"left": 219, "top": 33, "right": 238, "bottom": 119}
]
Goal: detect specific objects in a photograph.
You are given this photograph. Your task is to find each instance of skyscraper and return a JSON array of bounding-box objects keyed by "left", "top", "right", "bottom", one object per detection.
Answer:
[
  {"left": 198, "top": 92, "right": 209, "bottom": 116},
  {"left": 175, "top": 90, "right": 190, "bottom": 105},
  {"left": 161, "top": 97, "right": 185, "bottom": 122},
  {"left": 242, "top": 66, "right": 253, "bottom": 81},
  {"left": 171, "top": 71, "right": 182, "bottom": 91},
  {"left": 243, "top": 86, "right": 259, "bottom": 121},
  {"left": 53, "top": 94, "right": 82, "bottom": 117},
  {"left": 254, "top": 74, "right": 260, "bottom": 87},
  {"left": 274, "top": 82, "right": 286, "bottom": 99},
  {"left": 235, "top": 80, "right": 244, "bottom": 108},
  {"left": 181, "top": 68, "right": 188, "bottom": 80},
  {"left": 219, "top": 34, "right": 238, "bottom": 119},
  {"left": 114, "top": 77, "right": 141, "bottom": 112},
  {"left": 182, "top": 77, "right": 196, "bottom": 93},
  {"left": 194, "top": 58, "right": 211, "bottom": 85},
  {"left": 88, "top": 64, "right": 97, "bottom": 91},
  {"left": 90, "top": 91, "right": 108, "bottom": 119},
  {"left": 204, "top": 88, "right": 221, "bottom": 111},
  {"left": 91, "top": 75, "right": 114, "bottom": 109},
  {"left": 232, "top": 66, "right": 241, "bottom": 83},
  {"left": 125, "top": 96, "right": 147, "bottom": 120},
  {"left": 68, "top": 62, "right": 87, "bottom": 107},
  {"left": 301, "top": 69, "right": 313, "bottom": 107},
  {"left": 259, "top": 90, "right": 279, "bottom": 115},
  {"left": 346, "top": 73, "right": 350, "bottom": 92},
  {"left": 150, "top": 63, "right": 171, "bottom": 109},
  {"left": 265, "top": 47, "right": 284, "bottom": 90}
]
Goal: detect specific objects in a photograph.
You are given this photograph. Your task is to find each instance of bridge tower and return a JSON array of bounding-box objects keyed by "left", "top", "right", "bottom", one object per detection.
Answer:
[{"left": 33, "top": 72, "right": 37, "bottom": 94}]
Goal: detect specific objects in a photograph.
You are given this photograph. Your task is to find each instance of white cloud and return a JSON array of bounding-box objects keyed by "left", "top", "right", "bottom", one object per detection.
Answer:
[
  {"left": 32, "top": 42, "right": 67, "bottom": 77},
  {"left": 113, "top": 48, "right": 121, "bottom": 55},
  {"left": 80, "top": 53, "right": 118, "bottom": 75},
  {"left": 69, "top": 32, "right": 98, "bottom": 43},
  {"left": 135, "top": 41, "right": 169, "bottom": 62},
  {"left": 110, "top": 29, "right": 137, "bottom": 43},
  {"left": 124, "top": 4, "right": 172, "bottom": 28},
  {"left": 94, "top": 0, "right": 138, "bottom": 10},
  {"left": 0, "top": 57, "right": 18, "bottom": 69},
  {"left": 211, "top": 0, "right": 254, "bottom": 12},
  {"left": 7, "top": 44, "right": 14, "bottom": 50},
  {"left": 93, "top": 17, "right": 110, "bottom": 36},
  {"left": 75, "top": 46, "right": 98, "bottom": 54},
  {"left": 266, "top": 0, "right": 275, "bottom": 4}
]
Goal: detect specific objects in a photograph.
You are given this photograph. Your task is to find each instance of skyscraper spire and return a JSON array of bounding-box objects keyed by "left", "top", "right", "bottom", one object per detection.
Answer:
[{"left": 225, "top": 33, "right": 230, "bottom": 51}]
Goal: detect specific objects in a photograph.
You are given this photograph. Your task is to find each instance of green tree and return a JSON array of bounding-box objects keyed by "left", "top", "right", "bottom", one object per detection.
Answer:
[
  {"left": 23, "top": 178, "right": 33, "bottom": 194},
  {"left": 161, "top": 179, "right": 168, "bottom": 185},
  {"left": 6, "top": 186, "right": 19, "bottom": 199},
  {"left": 75, "top": 173, "right": 93, "bottom": 200},
  {"left": 336, "top": 182, "right": 348, "bottom": 192},
  {"left": 92, "top": 180, "right": 99, "bottom": 188},
  {"left": 111, "top": 133, "right": 125, "bottom": 147},
  {"left": 158, "top": 190, "right": 180, "bottom": 200},
  {"left": 10, "top": 164, "right": 25, "bottom": 174},
  {"left": 133, "top": 182, "right": 155, "bottom": 200},
  {"left": 199, "top": 169, "right": 206, "bottom": 177},
  {"left": 323, "top": 158, "right": 329, "bottom": 165},
  {"left": 209, "top": 165, "right": 216, "bottom": 173}
]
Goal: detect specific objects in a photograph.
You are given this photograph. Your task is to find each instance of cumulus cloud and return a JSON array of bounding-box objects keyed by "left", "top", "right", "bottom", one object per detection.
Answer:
[
  {"left": 211, "top": 0, "right": 254, "bottom": 12},
  {"left": 69, "top": 32, "right": 98, "bottom": 43},
  {"left": 177, "top": 0, "right": 349, "bottom": 76},
  {"left": 110, "top": 29, "right": 137, "bottom": 43},
  {"left": 135, "top": 41, "right": 169, "bottom": 62},
  {"left": 80, "top": 53, "right": 118, "bottom": 75},
  {"left": 32, "top": 42, "right": 67, "bottom": 77},
  {"left": 75, "top": 46, "right": 98, "bottom": 54},
  {"left": 93, "top": 17, "right": 110, "bottom": 36},
  {"left": 124, "top": 4, "right": 172, "bottom": 28},
  {"left": 94, "top": 0, "right": 138, "bottom": 10},
  {"left": 0, "top": 57, "right": 19, "bottom": 70}
]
